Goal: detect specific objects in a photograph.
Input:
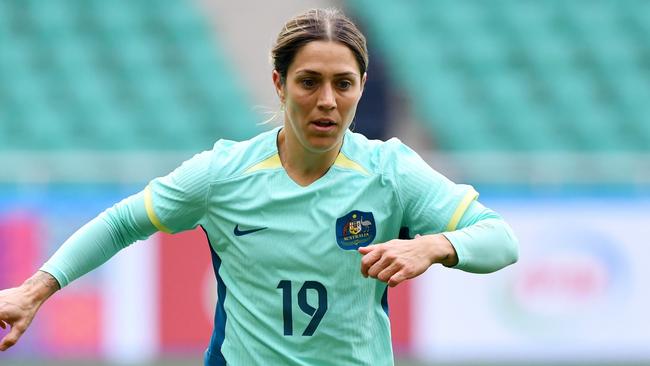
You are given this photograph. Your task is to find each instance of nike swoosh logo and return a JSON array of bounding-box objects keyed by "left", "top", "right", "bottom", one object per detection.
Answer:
[{"left": 234, "top": 224, "right": 268, "bottom": 236}]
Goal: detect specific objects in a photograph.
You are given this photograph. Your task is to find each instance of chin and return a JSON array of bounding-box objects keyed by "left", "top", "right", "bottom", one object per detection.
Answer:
[{"left": 304, "top": 136, "right": 341, "bottom": 153}]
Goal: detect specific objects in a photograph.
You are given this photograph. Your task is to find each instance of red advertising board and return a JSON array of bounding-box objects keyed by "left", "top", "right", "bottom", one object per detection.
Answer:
[{"left": 158, "top": 229, "right": 214, "bottom": 352}]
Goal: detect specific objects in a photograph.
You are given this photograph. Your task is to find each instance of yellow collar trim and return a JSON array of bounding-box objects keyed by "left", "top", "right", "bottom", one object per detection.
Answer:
[
  {"left": 244, "top": 154, "right": 282, "bottom": 174},
  {"left": 333, "top": 153, "right": 369, "bottom": 175},
  {"left": 244, "top": 152, "right": 369, "bottom": 176}
]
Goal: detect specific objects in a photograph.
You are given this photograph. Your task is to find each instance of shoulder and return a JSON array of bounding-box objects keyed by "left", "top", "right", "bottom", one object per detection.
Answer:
[
  {"left": 340, "top": 130, "right": 415, "bottom": 175},
  {"left": 202, "top": 127, "right": 280, "bottom": 181}
]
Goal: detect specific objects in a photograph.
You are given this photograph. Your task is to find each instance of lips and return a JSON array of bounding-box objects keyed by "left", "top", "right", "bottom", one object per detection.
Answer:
[
  {"left": 311, "top": 118, "right": 336, "bottom": 127},
  {"left": 308, "top": 118, "right": 338, "bottom": 133}
]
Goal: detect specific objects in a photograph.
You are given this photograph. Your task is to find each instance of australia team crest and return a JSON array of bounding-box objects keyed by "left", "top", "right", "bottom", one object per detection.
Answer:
[{"left": 335, "top": 210, "right": 376, "bottom": 250}]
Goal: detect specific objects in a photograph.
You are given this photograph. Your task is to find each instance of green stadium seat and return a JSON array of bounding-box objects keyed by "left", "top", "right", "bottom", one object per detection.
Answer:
[
  {"left": 349, "top": 0, "right": 650, "bottom": 152},
  {"left": 0, "top": 0, "right": 259, "bottom": 152}
]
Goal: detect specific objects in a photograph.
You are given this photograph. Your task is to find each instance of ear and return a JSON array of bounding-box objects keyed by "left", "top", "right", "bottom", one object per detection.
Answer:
[
  {"left": 359, "top": 72, "right": 368, "bottom": 98},
  {"left": 272, "top": 70, "right": 285, "bottom": 103}
]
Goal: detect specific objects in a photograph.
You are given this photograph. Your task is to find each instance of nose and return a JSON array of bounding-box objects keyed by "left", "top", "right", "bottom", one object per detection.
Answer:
[{"left": 317, "top": 83, "right": 336, "bottom": 111}]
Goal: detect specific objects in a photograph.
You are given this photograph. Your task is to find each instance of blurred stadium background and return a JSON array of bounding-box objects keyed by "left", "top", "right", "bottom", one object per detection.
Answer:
[{"left": 1, "top": 0, "right": 649, "bottom": 365}]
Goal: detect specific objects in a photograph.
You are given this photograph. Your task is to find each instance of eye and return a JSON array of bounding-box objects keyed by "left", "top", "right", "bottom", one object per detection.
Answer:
[
  {"left": 337, "top": 80, "right": 352, "bottom": 90},
  {"left": 301, "top": 78, "right": 316, "bottom": 89}
]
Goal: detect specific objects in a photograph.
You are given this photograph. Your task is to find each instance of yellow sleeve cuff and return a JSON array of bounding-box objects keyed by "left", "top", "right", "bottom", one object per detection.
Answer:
[
  {"left": 144, "top": 184, "right": 173, "bottom": 233},
  {"left": 445, "top": 188, "right": 479, "bottom": 232}
]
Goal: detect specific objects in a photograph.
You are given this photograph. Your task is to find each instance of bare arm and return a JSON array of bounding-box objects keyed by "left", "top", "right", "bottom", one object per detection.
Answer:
[{"left": 0, "top": 271, "right": 60, "bottom": 351}]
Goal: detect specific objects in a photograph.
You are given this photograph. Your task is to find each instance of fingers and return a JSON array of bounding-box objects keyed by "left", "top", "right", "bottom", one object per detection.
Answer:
[
  {"left": 357, "top": 245, "right": 374, "bottom": 255},
  {"left": 376, "top": 261, "right": 401, "bottom": 283},
  {"left": 366, "top": 252, "right": 394, "bottom": 278},
  {"left": 387, "top": 261, "right": 422, "bottom": 287},
  {"left": 388, "top": 271, "right": 406, "bottom": 287},
  {"left": 0, "top": 304, "right": 14, "bottom": 326},
  {"left": 359, "top": 245, "right": 383, "bottom": 277},
  {"left": 360, "top": 240, "right": 427, "bottom": 288},
  {"left": 0, "top": 298, "right": 31, "bottom": 352},
  {"left": 0, "top": 322, "right": 24, "bottom": 351},
  {"left": 360, "top": 244, "right": 405, "bottom": 285},
  {"left": 0, "top": 306, "right": 8, "bottom": 329}
]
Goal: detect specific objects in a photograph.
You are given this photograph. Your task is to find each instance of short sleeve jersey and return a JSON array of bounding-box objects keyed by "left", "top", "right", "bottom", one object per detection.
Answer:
[{"left": 145, "top": 127, "right": 478, "bottom": 366}]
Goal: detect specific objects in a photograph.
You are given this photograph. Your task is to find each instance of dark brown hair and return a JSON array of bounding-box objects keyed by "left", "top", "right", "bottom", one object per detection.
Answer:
[{"left": 271, "top": 8, "right": 368, "bottom": 84}]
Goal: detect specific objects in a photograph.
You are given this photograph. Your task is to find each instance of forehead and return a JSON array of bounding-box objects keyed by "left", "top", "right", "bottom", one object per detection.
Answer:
[{"left": 288, "top": 40, "right": 360, "bottom": 76}]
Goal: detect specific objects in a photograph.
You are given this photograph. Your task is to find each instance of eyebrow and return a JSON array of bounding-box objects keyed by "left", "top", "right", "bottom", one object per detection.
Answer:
[{"left": 294, "top": 69, "right": 359, "bottom": 77}]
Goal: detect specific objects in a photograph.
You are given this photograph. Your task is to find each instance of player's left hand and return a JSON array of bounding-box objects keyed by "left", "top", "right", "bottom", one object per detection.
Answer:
[{"left": 358, "top": 234, "right": 458, "bottom": 287}]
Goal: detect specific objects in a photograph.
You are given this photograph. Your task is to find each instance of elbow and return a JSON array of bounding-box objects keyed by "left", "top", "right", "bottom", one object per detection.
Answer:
[
  {"left": 480, "top": 220, "right": 519, "bottom": 273},
  {"left": 502, "top": 222, "right": 519, "bottom": 267},
  {"left": 506, "top": 239, "right": 519, "bottom": 266},
  {"left": 450, "top": 218, "right": 520, "bottom": 274}
]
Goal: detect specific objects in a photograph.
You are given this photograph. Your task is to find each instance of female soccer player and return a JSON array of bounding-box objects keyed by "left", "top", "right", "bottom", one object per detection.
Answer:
[{"left": 0, "top": 8, "right": 518, "bottom": 365}]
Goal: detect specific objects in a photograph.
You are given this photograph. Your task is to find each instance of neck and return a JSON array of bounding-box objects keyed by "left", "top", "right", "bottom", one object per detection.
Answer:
[{"left": 277, "top": 128, "right": 341, "bottom": 186}]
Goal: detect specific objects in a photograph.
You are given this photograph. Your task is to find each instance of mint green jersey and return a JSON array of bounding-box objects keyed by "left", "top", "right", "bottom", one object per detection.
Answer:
[{"left": 144, "top": 127, "right": 477, "bottom": 366}]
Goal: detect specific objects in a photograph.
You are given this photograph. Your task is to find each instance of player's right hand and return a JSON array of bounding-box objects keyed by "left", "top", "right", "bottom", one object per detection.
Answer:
[
  {"left": 0, "top": 286, "right": 41, "bottom": 351},
  {"left": 0, "top": 287, "right": 38, "bottom": 351},
  {"left": 0, "top": 271, "right": 59, "bottom": 352}
]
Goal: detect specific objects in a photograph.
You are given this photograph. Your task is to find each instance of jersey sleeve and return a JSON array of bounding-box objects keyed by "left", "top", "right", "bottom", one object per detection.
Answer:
[
  {"left": 40, "top": 190, "right": 158, "bottom": 288},
  {"left": 443, "top": 200, "right": 519, "bottom": 273},
  {"left": 144, "top": 149, "right": 213, "bottom": 234},
  {"left": 39, "top": 148, "right": 217, "bottom": 288},
  {"left": 382, "top": 139, "right": 478, "bottom": 234}
]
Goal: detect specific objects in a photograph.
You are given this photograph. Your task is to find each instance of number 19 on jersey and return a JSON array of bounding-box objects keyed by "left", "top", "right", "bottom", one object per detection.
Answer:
[{"left": 277, "top": 280, "right": 328, "bottom": 336}]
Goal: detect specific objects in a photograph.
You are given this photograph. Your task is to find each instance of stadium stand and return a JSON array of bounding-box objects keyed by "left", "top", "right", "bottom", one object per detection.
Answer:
[
  {"left": 349, "top": 0, "right": 650, "bottom": 152},
  {"left": 0, "top": 0, "right": 259, "bottom": 151}
]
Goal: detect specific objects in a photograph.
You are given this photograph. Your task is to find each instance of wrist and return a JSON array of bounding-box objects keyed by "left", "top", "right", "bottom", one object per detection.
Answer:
[
  {"left": 21, "top": 271, "right": 60, "bottom": 304},
  {"left": 420, "top": 234, "right": 458, "bottom": 267}
]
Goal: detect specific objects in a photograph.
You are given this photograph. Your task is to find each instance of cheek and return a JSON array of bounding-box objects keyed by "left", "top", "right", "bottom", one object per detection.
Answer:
[
  {"left": 285, "top": 89, "right": 311, "bottom": 114},
  {"left": 340, "top": 96, "right": 361, "bottom": 120},
  {"left": 288, "top": 97, "right": 318, "bottom": 125},
  {"left": 286, "top": 99, "right": 306, "bottom": 123}
]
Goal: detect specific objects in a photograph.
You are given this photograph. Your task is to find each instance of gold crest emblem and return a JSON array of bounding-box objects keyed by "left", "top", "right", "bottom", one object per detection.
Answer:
[
  {"left": 336, "top": 210, "right": 377, "bottom": 250},
  {"left": 348, "top": 220, "right": 362, "bottom": 235}
]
